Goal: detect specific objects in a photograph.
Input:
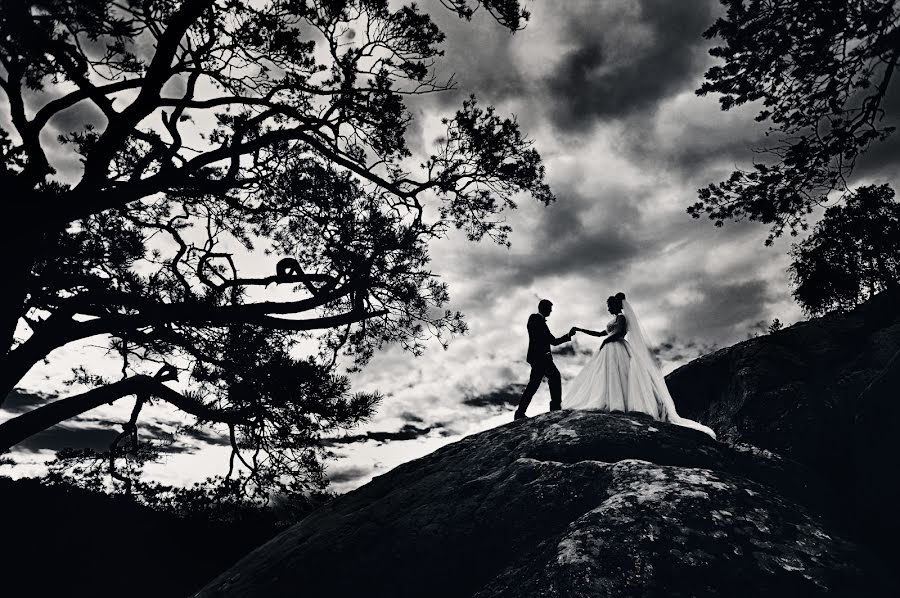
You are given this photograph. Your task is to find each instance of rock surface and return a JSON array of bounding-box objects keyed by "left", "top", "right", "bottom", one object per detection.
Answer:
[
  {"left": 195, "top": 411, "right": 894, "bottom": 597},
  {"left": 666, "top": 290, "right": 900, "bottom": 555}
]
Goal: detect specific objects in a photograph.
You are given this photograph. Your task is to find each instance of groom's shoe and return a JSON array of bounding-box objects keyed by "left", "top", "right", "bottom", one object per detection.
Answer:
[{"left": 513, "top": 411, "right": 528, "bottom": 420}]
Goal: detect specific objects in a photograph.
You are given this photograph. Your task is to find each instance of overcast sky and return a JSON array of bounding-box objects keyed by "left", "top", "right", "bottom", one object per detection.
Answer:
[{"left": 3, "top": 0, "right": 899, "bottom": 493}]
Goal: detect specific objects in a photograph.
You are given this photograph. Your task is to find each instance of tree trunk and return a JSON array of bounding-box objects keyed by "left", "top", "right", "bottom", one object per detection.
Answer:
[
  {"left": 0, "top": 377, "right": 147, "bottom": 453},
  {"left": 0, "top": 376, "right": 250, "bottom": 454},
  {"left": 1, "top": 237, "right": 31, "bottom": 357},
  {"left": 0, "top": 222, "right": 38, "bottom": 409},
  {"left": 0, "top": 331, "right": 65, "bottom": 407}
]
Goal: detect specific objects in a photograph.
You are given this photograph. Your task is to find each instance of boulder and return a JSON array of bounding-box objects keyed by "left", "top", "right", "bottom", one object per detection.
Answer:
[
  {"left": 666, "top": 291, "right": 900, "bottom": 556},
  {"left": 853, "top": 348, "right": 900, "bottom": 554},
  {"left": 195, "top": 411, "right": 894, "bottom": 597}
]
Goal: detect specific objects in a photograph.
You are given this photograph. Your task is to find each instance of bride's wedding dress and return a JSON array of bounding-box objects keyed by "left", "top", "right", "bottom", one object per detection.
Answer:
[{"left": 565, "top": 300, "right": 716, "bottom": 439}]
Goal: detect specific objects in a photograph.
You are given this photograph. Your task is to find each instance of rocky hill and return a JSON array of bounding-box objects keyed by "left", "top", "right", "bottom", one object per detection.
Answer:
[
  {"left": 194, "top": 292, "right": 900, "bottom": 597},
  {"left": 666, "top": 290, "right": 900, "bottom": 557},
  {"left": 195, "top": 409, "right": 896, "bottom": 597}
]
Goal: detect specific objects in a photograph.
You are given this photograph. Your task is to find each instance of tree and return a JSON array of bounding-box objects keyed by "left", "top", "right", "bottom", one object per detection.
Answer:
[
  {"left": 789, "top": 184, "right": 900, "bottom": 315},
  {"left": 0, "top": 0, "right": 552, "bottom": 498},
  {"left": 689, "top": 0, "right": 900, "bottom": 244}
]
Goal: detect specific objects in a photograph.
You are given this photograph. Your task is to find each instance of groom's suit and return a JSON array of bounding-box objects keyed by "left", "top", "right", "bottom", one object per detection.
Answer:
[{"left": 515, "top": 314, "right": 572, "bottom": 417}]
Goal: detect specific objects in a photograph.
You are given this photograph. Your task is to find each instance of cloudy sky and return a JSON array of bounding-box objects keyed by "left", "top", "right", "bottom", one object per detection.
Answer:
[{"left": 3, "top": 0, "right": 899, "bottom": 493}]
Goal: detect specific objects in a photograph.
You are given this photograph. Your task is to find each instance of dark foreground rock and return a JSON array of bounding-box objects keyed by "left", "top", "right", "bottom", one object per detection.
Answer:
[
  {"left": 665, "top": 290, "right": 900, "bottom": 556},
  {"left": 195, "top": 411, "right": 895, "bottom": 597},
  {"left": 853, "top": 348, "right": 900, "bottom": 553}
]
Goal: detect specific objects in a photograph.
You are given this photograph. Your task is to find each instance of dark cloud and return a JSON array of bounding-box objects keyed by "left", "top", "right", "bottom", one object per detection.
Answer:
[
  {"left": 856, "top": 130, "right": 900, "bottom": 182},
  {"left": 853, "top": 77, "right": 900, "bottom": 182},
  {"left": 667, "top": 278, "right": 777, "bottom": 341},
  {"left": 177, "top": 425, "right": 229, "bottom": 447},
  {"left": 637, "top": 70, "right": 900, "bottom": 188},
  {"left": 326, "top": 465, "right": 372, "bottom": 485},
  {"left": 461, "top": 383, "right": 524, "bottom": 408},
  {"left": 12, "top": 424, "right": 119, "bottom": 453},
  {"left": 637, "top": 36, "right": 900, "bottom": 187},
  {"left": 322, "top": 423, "right": 446, "bottom": 446},
  {"left": 620, "top": 101, "right": 768, "bottom": 182},
  {"left": 399, "top": 411, "right": 426, "bottom": 423},
  {"left": 4, "top": 404, "right": 221, "bottom": 455},
  {"left": 440, "top": 178, "right": 647, "bottom": 311},
  {"left": 47, "top": 101, "right": 106, "bottom": 138},
  {"left": 26, "top": 88, "right": 107, "bottom": 181},
  {"left": 653, "top": 336, "right": 719, "bottom": 364},
  {"left": 422, "top": 0, "right": 721, "bottom": 136},
  {"left": 545, "top": 0, "right": 718, "bottom": 131},
  {"left": 426, "top": 0, "right": 527, "bottom": 106},
  {"left": 442, "top": 169, "right": 780, "bottom": 326},
  {"left": 553, "top": 344, "right": 577, "bottom": 357},
  {"left": 522, "top": 199, "right": 643, "bottom": 283},
  {"left": 744, "top": 319, "right": 772, "bottom": 340},
  {"left": 2, "top": 389, "right": 56, "bottom": 415},
  {"left": 399, "top": 0, "right": 536, "bottom": 158},
  {"left": 131, "top": 422, "right": 229, "bottom": 455},
  {"left": 3, "top": 392, "right": 125, "bottom": 454}
]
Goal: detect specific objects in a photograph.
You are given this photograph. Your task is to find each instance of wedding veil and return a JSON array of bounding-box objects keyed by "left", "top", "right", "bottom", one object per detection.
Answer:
[{"left": 622, "top": 299, "right": 716, "bottom": 439}]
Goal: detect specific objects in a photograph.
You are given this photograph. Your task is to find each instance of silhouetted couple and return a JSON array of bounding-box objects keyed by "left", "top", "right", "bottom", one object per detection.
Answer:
[{"left": 514, "top": 295, "right": 716, "bottom": 438}]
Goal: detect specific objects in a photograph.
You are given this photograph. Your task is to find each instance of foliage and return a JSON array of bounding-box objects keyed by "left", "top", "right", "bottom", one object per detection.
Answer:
[
  {"left": 789, "top": 184, "right": 900, "bottom": 315},
  {"left": 45, "top": 449, "right": 330, "bottom": 525},
  {"left": 691, "top": 0, "right": 900, "bottom": 244},
  {"left": 438, "top": 0, "right": 531, "bottom": 31},
  {"left": 0, "top": 0, "right": 551, "bottom": 499},
  {"left": 767, "top": 318, "right": 783, "bottom": 334}
]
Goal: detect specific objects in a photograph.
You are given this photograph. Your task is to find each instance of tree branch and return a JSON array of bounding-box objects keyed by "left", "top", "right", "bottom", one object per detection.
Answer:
[
  {"left": 30, "top": 78, "right": 145, "bottom": 132},
  {"left": 79, "top": 0, "right": 214, "bottom": 187},
  {"left": 0, "top": 375, "right": 249, "bottom": 454},
  {"left": 0, "top": 285, "right": 384, "bottom": 403}
]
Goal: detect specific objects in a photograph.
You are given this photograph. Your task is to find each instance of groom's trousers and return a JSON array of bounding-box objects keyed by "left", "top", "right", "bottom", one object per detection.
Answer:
[{"left": 516, "top": 354, "right": 562, "bottom": 416}]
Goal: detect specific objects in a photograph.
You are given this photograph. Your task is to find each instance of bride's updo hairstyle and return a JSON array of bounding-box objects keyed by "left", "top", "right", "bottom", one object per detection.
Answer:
[{"left": 607, "top": 292, "right": 626, "bottom": 314}]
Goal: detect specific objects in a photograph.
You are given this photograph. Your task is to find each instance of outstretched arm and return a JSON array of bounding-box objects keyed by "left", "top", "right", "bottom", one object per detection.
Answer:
[
  {"left": 531, "top": 314, "right": 572, "bottom": 345},
  {"left": 573, "top": 326, "right": 607, "bottom": 338},
  {"left": 550, "top": 331, "right": 572, "bottom": 345}
]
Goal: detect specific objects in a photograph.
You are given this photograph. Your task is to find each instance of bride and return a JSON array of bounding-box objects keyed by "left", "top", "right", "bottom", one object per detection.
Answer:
[{"left": 566, "top": 292, "right": 716, "bottom": 439}]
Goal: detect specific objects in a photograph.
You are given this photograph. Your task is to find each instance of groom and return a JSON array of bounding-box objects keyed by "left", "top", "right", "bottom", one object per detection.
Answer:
[{"left": 514, "top": 299, "right": 576, "bottom": 420}]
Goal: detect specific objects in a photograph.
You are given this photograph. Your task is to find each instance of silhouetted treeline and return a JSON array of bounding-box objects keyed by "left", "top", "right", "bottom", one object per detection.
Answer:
[{"left": 0, "top": 476, "right": 323, "bottom": 598}]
